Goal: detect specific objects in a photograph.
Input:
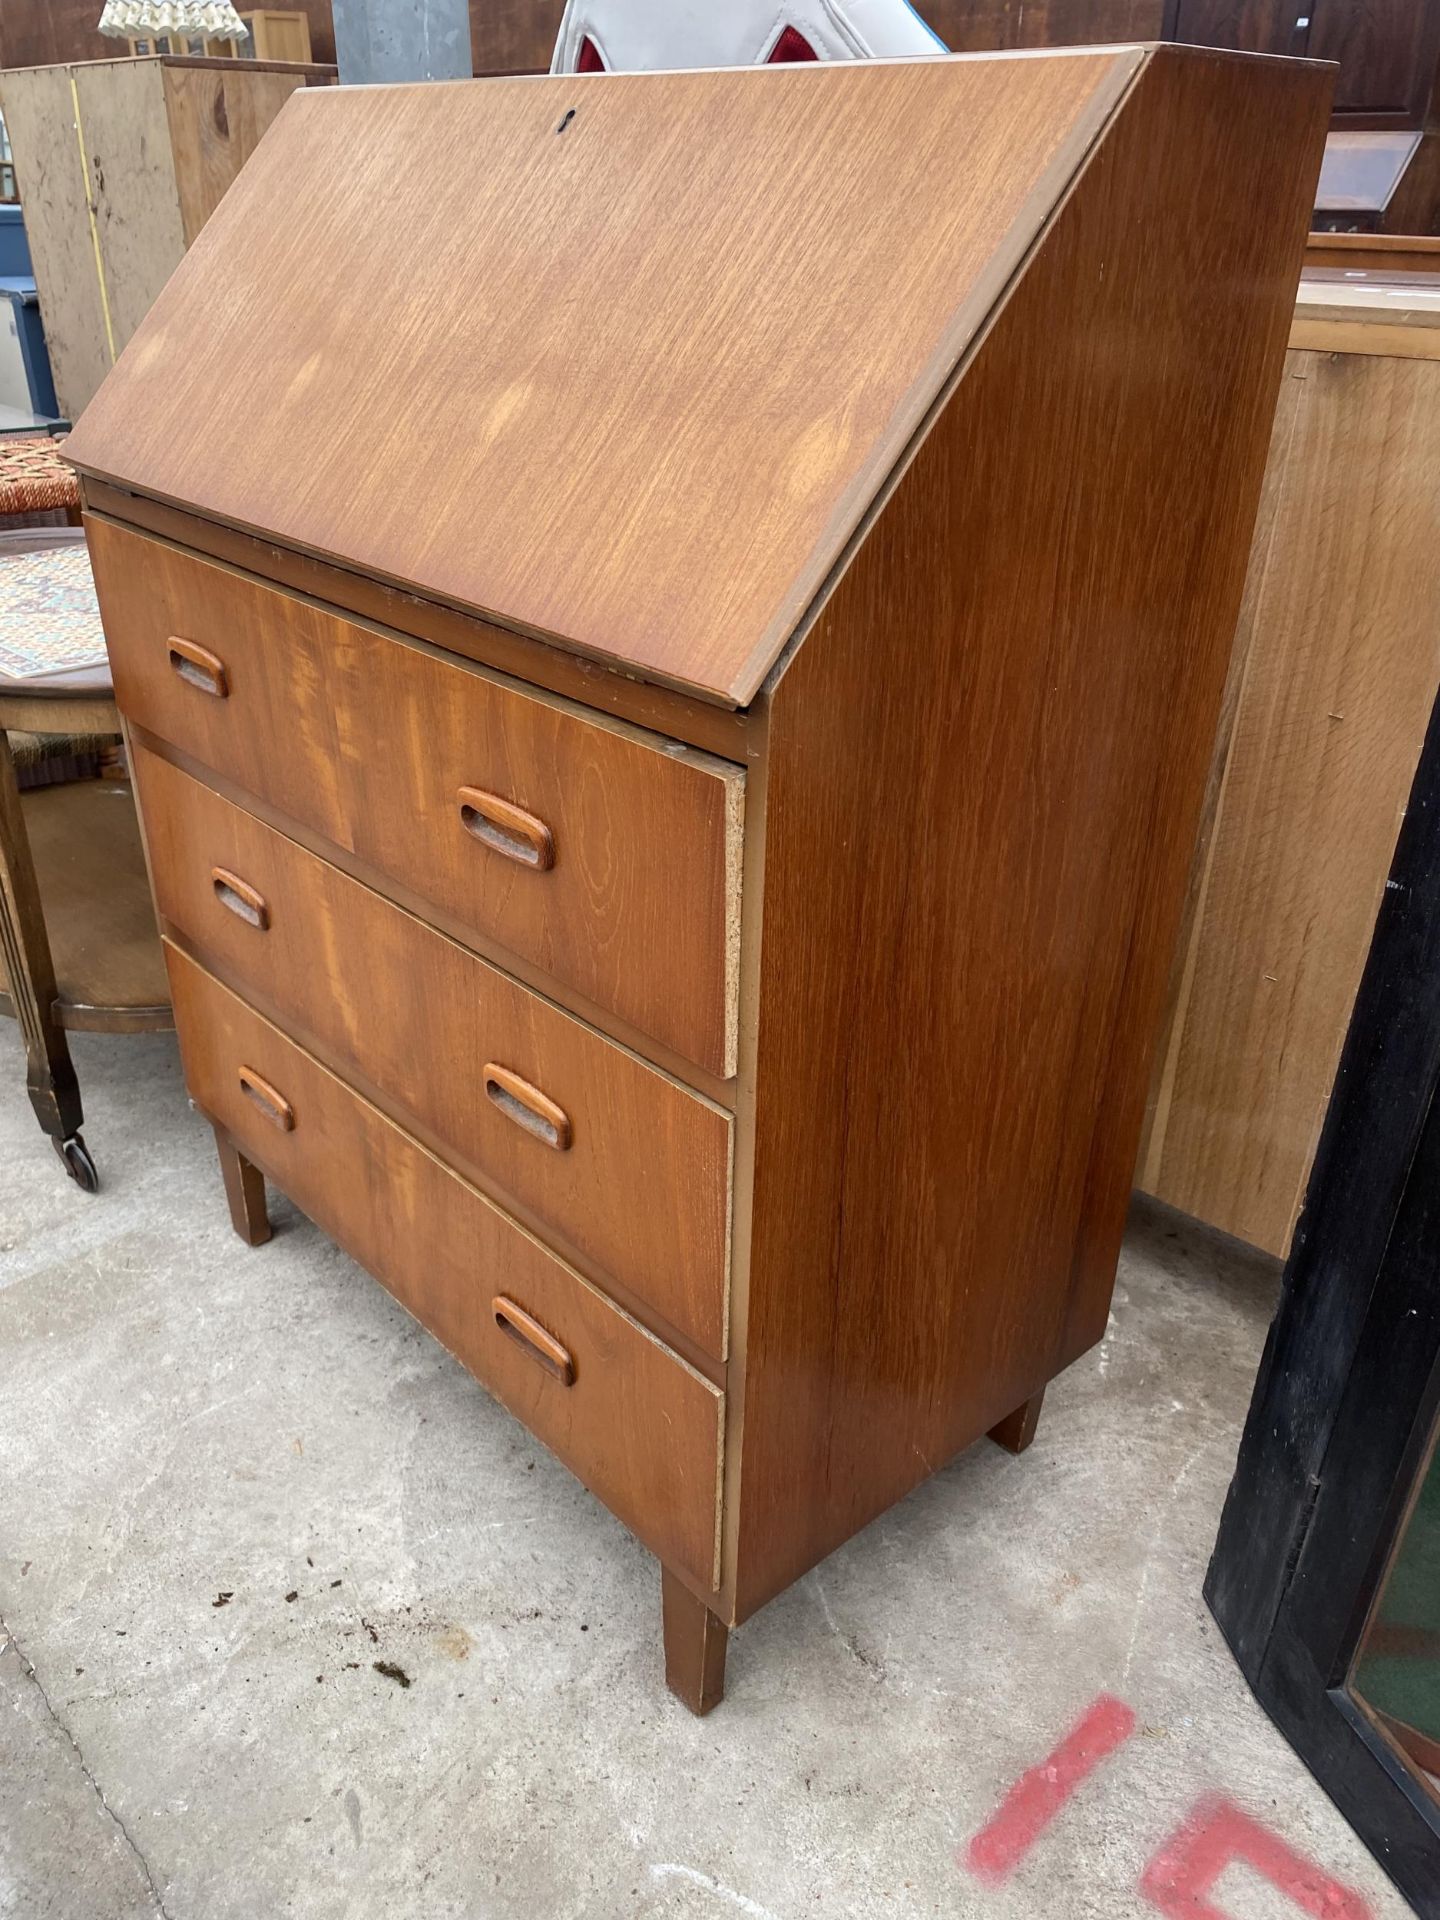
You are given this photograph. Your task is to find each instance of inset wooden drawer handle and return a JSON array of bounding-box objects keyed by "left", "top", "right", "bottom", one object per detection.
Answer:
[
  {"left": 493, "top": 1296, "right": 575, "bottom": 1386},
  {"left": 238, "top": 1066, "right": 294, "bottom": 1132},
  {"left": 212, "top": 867, "right": 270, "bottom": 931},
  {"left": 484, "top": 1064, "right": 572, "bottom": 1151},
  {"left": 168, "top": 636, "right": 229, "bottom": 698},
  {"left": 458, "top": 787, "right": 554, "bottom": 871}
]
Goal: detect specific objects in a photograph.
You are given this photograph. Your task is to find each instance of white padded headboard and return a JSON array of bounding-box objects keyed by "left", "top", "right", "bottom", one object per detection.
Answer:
[{"left": 551, "top": 0, "right": 947, "bottom": 73}]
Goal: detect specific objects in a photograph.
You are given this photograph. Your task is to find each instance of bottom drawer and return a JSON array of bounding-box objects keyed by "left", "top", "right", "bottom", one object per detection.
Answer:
[{"left": 165, "top": 944, "right": 724, "bottom": 1592}]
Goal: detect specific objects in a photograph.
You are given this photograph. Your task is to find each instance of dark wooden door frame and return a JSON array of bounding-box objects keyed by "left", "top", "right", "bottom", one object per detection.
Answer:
[{"left": 1207, "top": 691, "right": 1440, "bottom": 1914}]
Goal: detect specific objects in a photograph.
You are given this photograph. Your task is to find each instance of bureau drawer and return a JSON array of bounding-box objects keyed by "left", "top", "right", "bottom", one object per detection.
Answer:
[
  {"left": 134, "top": 745, "right": 731, "bottom": 1359},
  {"left": 88, "top": 518, "right": 744, "bottom": 1077},
  {"left": 166, "top": 946, "right": 724, "bottom": 1593}
]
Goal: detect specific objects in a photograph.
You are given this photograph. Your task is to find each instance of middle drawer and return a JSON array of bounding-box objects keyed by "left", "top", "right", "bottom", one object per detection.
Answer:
[{"left": 133, "top": 745, "right": 731, "bottom": 1360}]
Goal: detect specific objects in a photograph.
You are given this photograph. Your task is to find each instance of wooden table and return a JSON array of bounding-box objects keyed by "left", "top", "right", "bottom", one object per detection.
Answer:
[
  {"left": 0, "top": 528, "right": 170, "bottom": 1190},
  {"left": 1141, "top": 274, "right": 1440, "bottom": 1256}
]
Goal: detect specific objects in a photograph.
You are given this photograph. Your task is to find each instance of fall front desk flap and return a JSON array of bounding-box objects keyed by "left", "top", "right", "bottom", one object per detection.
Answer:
[{"left": 63, "top": 50, "right": 1148, "bottom": 707}]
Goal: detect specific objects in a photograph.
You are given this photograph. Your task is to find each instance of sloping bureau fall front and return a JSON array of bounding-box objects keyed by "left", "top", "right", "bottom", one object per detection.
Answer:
[{"left": 64, "top": 48, "right": 1330, "bottom": 1712}]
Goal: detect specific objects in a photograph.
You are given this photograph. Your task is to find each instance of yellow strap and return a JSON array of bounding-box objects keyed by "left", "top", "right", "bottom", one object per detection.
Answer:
[{"left": 69, "top": 70, "right": 118, "bottom": 366}]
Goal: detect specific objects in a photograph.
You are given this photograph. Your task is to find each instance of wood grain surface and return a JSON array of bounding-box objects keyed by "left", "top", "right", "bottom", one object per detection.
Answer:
[
  {"left": 89, "top": 519, "right": 744, "bottom": 1075},
  {"left": 0, "top": 56, "right": 328, "bottom": 421},
  {"left": 64, "top": 52, "right": 1143, "bottom": 705},
  {"left": 930, "top": 0, "right": 1166, "bottom": 47},
  {"left": 660, "top": 1566, "right": 727, "bottom": 1715},
  {"left": 729, "top": 44, "right": 1330, "bottom": 1618},
  {"left": 469, "top": 0, "right": 564, "bottom": 72},
  {"left": 81, "top": 489, "right": 756, "bottom": 762},
  {"left": 1141, "top": 346, "right": 1440, "bottom": 1255},
  {"left": 73, "top": 61, "right": 187, "bottom": 357},
  {"left": 168, "top": 945, "right": 725, "bottom": 1594},
  {"left": 134, "top": 744, "right": 732, "bottom": 1356},
  {"left": 162, "top": 63, "right": 315, "bottom": 246}
]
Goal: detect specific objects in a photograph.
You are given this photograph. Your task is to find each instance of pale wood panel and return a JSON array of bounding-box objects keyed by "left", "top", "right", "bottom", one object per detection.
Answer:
[
  {"left": 168, "top": 946, "right": 725, "bottom": 1593},
  {"left": 0, "top": 64, "right": 116, "bottom": 420},
  {"left": 64, "top": 52, "right": 1143, "bottom": 705},
  {"left": 134, "top": 743, "right": 733, "bottom": 1358},
  {"left": 246, "top": 11, "right": 315, "bottom": 62},
  {"left": 88, "top": 519, "right": 745, "bottom": 1075},
  {"left": 1136, "top": 345, "right": 1311, "bottom": 1170},
  {"left": 0, "top": 57, "right": 319, "bottom": 421},
  {"left": 1142, "top": 348, "right": 1440, "bottom": 1256},
  {"left": 1290, "top": 318, "right": 1440, "bottom": 359},
  {"left": 74, "top": 61, "right": 187, "bottom": 358},
  {"left": 730, "top": 46, "right": 1329, "bottom": 1620},
  {"left": 163, "top": 63, "right": 312, "bottom": 246}
]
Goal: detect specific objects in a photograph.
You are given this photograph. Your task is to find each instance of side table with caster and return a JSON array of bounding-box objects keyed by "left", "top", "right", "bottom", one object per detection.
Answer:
[{"left": 0, "top": 530, "right": 172, "bottom": 1190}]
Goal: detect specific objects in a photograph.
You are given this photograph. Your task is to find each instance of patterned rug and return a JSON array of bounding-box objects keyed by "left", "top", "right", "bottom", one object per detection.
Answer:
[{"left": 0, "top": 542, "right": 107, "bottom": 679}]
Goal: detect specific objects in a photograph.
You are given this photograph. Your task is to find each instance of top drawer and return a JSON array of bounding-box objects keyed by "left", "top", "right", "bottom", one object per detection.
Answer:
[{"left": 87, "top": 518, "right": 744, "bottom": 1077}]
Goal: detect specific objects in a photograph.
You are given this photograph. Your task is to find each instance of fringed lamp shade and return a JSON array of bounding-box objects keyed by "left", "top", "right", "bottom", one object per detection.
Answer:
[{"left": 98, "top": 2, "right": 249, "bottom": 40}]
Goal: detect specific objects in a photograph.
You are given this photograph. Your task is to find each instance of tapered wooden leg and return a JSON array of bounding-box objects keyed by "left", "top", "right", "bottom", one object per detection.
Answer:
[
  {"left": 989, "top": 1387, "right": 1045, "bottom": 1455},
  {"left": 214, "top": 1125, "right": 271, "bottom": 1247},
  {"left": 662, "top": 1566, "right": 728, "bottom": 1715},
  {"left": 0, "top": 728, "right": 90, "bottom": 1185}
]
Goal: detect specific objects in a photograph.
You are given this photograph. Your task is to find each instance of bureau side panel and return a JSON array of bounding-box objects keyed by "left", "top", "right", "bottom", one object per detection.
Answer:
[{"left": 732, "top": 46, "right": 1331, "bottom": 1618}]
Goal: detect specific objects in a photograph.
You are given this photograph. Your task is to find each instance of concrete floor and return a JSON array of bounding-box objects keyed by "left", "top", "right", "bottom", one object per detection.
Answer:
[{"left": 0, "top": 1022, "right": 1413, "bottom": 1920}]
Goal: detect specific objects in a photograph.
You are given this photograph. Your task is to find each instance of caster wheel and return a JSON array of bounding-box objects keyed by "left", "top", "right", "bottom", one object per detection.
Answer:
[{"left": 54, "top": 1134, "right": 99, "bottom": 1194}]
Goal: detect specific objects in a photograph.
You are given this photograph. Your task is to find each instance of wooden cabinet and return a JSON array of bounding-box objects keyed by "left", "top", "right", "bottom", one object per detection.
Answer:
[
  {"left": 468, "top": 0, "right": 565, "bottom": 73},
  {"left": 933, "top": 0, "right": 1440, "bottom": 134},
  {"left": 127, "top": 13, "right": 315, "bottom": 62},
  {"left": 1171, "top": 0, "right": 1440, "bottom": 124},
  {"left": 1307, "top": 0, "right": 1440, "bottom": 118},
  {"left": 239, "top": 11, "right": 316, "bottom": 61},
  {"left": 1141, "top": 277, "right": 1440, "bottom": 1257},
  {"left": 1171, "top": 0, "right": 1307, "bottom": 57},
  {"left": 66, "top": 47, "right": 1328, "bottom": 1709},
  {"left": 0, "top": 55, "right": 334, "bottom": 421},
  {"left": 925, "top": 0, "right": 1169, "bottom": 50}
]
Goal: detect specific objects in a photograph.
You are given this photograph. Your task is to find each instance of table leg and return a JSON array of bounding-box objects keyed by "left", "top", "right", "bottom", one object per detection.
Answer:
[{"left": 0, "top": 729, "right": 90, "bottom": 1186}]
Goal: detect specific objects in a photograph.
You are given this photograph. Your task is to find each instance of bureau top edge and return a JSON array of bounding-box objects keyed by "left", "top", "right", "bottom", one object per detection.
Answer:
[{"left": 80, "top": 487, "right": 763, "bottom": 767}]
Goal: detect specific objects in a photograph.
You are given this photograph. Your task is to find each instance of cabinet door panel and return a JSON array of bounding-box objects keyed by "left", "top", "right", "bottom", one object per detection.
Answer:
[
  {"left": 1308, "top": 0, "right": 1440, "bottom": 117},
  {"left": 1171, "top": 0, "right": 1307, "bottom": 55}
]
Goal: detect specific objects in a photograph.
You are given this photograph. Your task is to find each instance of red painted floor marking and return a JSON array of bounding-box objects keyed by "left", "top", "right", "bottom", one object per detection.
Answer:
[
  {"left": 1140, "top": 1794, "right": 1373, "bottom": 1920},
  {"left": 963, "top": 1693, "right": 1138, "bottom": 1882}
]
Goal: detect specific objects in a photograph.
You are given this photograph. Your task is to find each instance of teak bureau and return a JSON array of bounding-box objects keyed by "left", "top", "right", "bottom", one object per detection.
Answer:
[{"left": 65, "top": 48, "right": 1329, "bottom": 1711}]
